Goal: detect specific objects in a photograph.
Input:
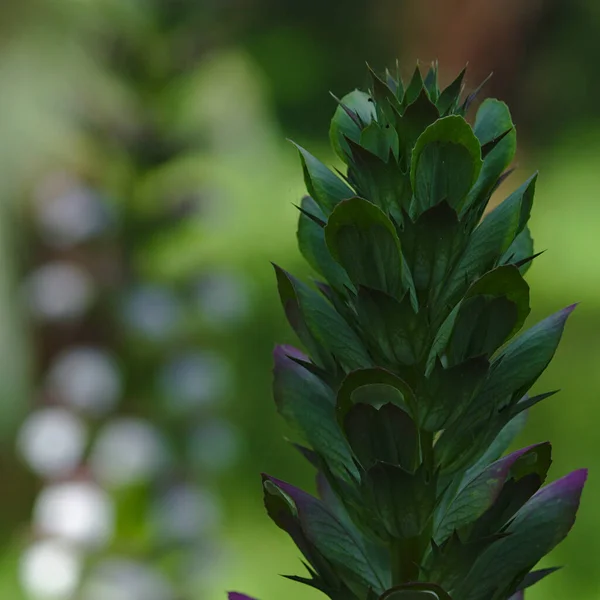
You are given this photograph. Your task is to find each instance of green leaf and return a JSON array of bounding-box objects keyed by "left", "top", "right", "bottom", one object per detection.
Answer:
[
  {"left": 380, "top": 583, "right": 452, "bottom": 599},
  {"left": 424, "top": 533, "right": 502, "bottom": 594},
  {"left": 273, "top": 346, "right": 358, "bottom": 481},
  {"left": 418, "top": 357, "right": 489, "bottom": 432},
  {"left": 436, "top": 67, "right": 466, "bottom": 115},
  {"left": 462, "top": 264, "right": 530, "bottom": 335},
  {"left": 463, "top": 412, "right": 528, "bottom": 479},
  {"left": 367, "top": 64, "right": 402, "bottom": 126},
  {"left": 447, "top": 295, "right": 518, "bottom": 364},
  {"left": 355, "top": 288, "right": 429, "bottom": 367},
  {"left": 293, "top": 142, "right": 355, "bottom": 214},
  {"left": 396, "top": 88, "right": 439, "bottom": 171},
  {"left": 501, "top": 227, "right": 535, "bottom": 275},
  {"left": 426, "top": 302, "right": 461, "bottom": 375},
  {"left": 445, "top": 175, "right": 537, "bottom": 303},
  {"left": 423, "top": 61, "right": 440, "bottom": 103},
  {"left": 360, "top": 121, "right": 399, "bottom": 162},
  {"left": 367, "top": 463, "right": 437, "bottom": 539},
  {"left": 442, "top": 265, "right": 530, "bottom": 364},
  {"left": 274, "top": 266, "right": 372, "bottom": 371},
  {"left": 463, "top": 100, "right": 516, "bottom": 219},
  {"left": 325, "top": 197, "right": 404, "bottom": 298},
  {"left": 274, "top": 264, "right": 333, "bottom": 368},
  {"left": 478, "top": 304, "right": 576, "bottom": 413},
  {"left": 343, "top": 402, "right": 419, "bottom": 472},
  {"left": 336, "top": 367, "right": 417, "bottom": 422},
  {"left": 330, "top": 90, "right": 376, "bottom": 161},
  {"left": 344, "top": 137, "right": 412, "bottom": 216},
  {"left": 297, "top": 196, "right": 354, "bottom": 292},
  {"left": 403, "top": 65, "right": 425, "bottom": 107},
  {"left": 411, "top": 116, "right": 483, "bottom": 214},
  {"left": 401, "top": 202, "right": 465, "bottom": 301},
  {"left": 456, "top": 470, "right": 587, "bottom": 600},
  {"left": 434, "top": 444, "right": 548, "bottom": 543},
  {"left": 264, "top": 476, "right": 389, "bottom": 594}
]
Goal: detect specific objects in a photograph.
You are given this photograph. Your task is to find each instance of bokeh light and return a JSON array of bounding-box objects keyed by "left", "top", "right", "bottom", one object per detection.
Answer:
[
  {"left": 34, "top": 482, "right": 114, "bottom": 548},
  {"left": 17, "top": 408, "right": 87, "bottom": 479},
  {"left": 46, "top": 347, "right": 121, "bottom": 416},
  {"left": 20, "top": 540, "right": 82, "bottom": 600},
  {"left": 90, "top": 418, "right": 167, "bottom": 488},
  {"left": 25, "top": 262, "right": 94, "bottom": 322}
]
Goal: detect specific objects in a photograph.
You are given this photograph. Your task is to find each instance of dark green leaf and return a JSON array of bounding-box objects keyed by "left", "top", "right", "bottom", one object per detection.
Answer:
[
  {"left": 436, "top": 67, "right": 466, "bottom": 115},
  {"left": 434, "top": 444, "right": 548, "bottom": 543},
  {"left": 456, "top": 470, "right": 587, "bottom": 600},
  {"left": 274, "top": 266, "right": 372, "bottom": 371},
  {"left": 501, "top": 227, "right": 535, "bottom": 275},
  {"left": 403, "top": 65, "right": 425, "bottom": 107},
  {"left": 330, "top": 90, "right": 376, "bottom": 161},
  {"left": 401, "top": 202, "right": 465, "bottom": 301},
  {"left": 336, "top": 367, "right": 416, "bottom": 422},
  {"left": 274, "top": 264, "right": 332, "bottom": 368},
  {"left": 410, "top": 116, "right": 482, "bottom": 214},
  {"left": 462, "top": 100, "right": 516, "bottom": 220},
  {"left": 433, "top": 266, "right": 530, "bottom": 365},
  {"left": 461, "top": 264, "right": 530, "bottom": 336},
  {"left": 264, "top": 476, "right": 389, "bottom": 594},
  {"left": 478, "top": 304, "right": 576, "bottom": 413},
  {"left": 424, "top": 61, "right": 440, "bottom": 103},
  {"left": 297, "top": 196, "right": 354, "bottom": 292},
  {"left": 515, "top": 567, "right": 561, "bottom": 593},
  {"left": 380, "top": 583, "right": 452, "bottom": 599},
  {"left": 360, "top": 121, "right": 399, "bottom": 162},
  {"left": 367, "top": 463, "right": 437, "bottom": 538},
  {"left": 396, "top": 88, "right": 439, "bottom": 171},
  {"left": 445, "top": 175, "right": 537, "bottom": 303},
  {"left": 344, "top": 137, "right": 411, "bottom": 216},
  {"left": 343, "top": 402, "right": 418, "bottom": 472},
  {"left": 293, "top": 142, "right": 355, "bottom": 214},
  {"left": 418, "top": 356, "right": 489, "bottom": 432},
  {"left": 325, "top": 197, "right": 404, "bottom": 297},
  {"left": 273, "top": 345, "right": 358, "bottom": 481},
  {"left": 463, "top": 412, "right": 528, "bottom": 479},
  {"left": 355, "top": 288, "right": 429, "bottom": 367}
]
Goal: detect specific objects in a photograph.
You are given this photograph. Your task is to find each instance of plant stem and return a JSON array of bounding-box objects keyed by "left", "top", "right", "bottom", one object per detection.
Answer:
[{"left": 390, "top": 536, "right": 421, "bottom": 585}]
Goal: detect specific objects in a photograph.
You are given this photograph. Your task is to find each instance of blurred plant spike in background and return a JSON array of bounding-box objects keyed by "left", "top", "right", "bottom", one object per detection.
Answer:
[
  {"left": 14, "top": 1, "right": 257, "bottom": 598},
  {"left": 230, "top": 63, "right": 587, "bottom": 600}
]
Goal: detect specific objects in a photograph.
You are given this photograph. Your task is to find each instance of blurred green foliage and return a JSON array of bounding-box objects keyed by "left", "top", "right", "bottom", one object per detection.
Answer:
[{"left": 0, "top": 1, "right": 599, "bottom": 600}]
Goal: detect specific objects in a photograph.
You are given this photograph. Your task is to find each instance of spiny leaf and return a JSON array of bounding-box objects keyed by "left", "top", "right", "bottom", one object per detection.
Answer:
[
  {"left": 355, "top": 287, "right": 429, "bottom": 367},
  {"left": 274, "top": 265, "right": 372, "bottom": 371},
  {"left": 366, "top": 463, "right": 437, "bottom": 539},
  {"left": 444, "top": 174, "right": 537, "bottom": 303},
  {"left": 411, "top": 115, "right": 482, "bottom": 214},
  {"left": 273, "top": 345, "right": 358, "bottom": 481},
  {"left": 330, "top": 90, "right": 376, "bottom": 161},
  {"left": 292, "top": 142, "right": 355, "bottom": 214},
  {"left": 463, "top": 99, "right": 516, "bottom": 220},
  {"left": 343, "top": 402, "right": 419, "bottom": 472},
  {"left": 434, "top": 444, "right": 550, "bottom": 543},
  {"left": 264, "top": 476, "right": 390, "bottom": 594},
  {"left": 297, "top": 196, "right": 354, "bottom": 292},
  {"left": 325, "top": 197, "right": 404, "bottom": 298},
  {"left": 437, "top": 67, "right": 466, "bottom": 115},
  {"left": 380, "top": 582, "right": 452, "bottom": 599},
  {"left": 479, "top": 304, "right": 576, "bottom": 413},
  {"left": 456, "top": 470, "right": 587, "bottom": 600}
]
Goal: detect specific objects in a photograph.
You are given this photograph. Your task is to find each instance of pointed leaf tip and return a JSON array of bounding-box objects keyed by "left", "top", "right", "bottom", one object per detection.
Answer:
[
  {"left": 273, "top": 344, "right": 308, "bottom": 367},
  {"left": 228, "top": 594, "right": 258, "bottom": 600},
  {"left": 538, "top": 468, "right": 588, "bottom": 501}
]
